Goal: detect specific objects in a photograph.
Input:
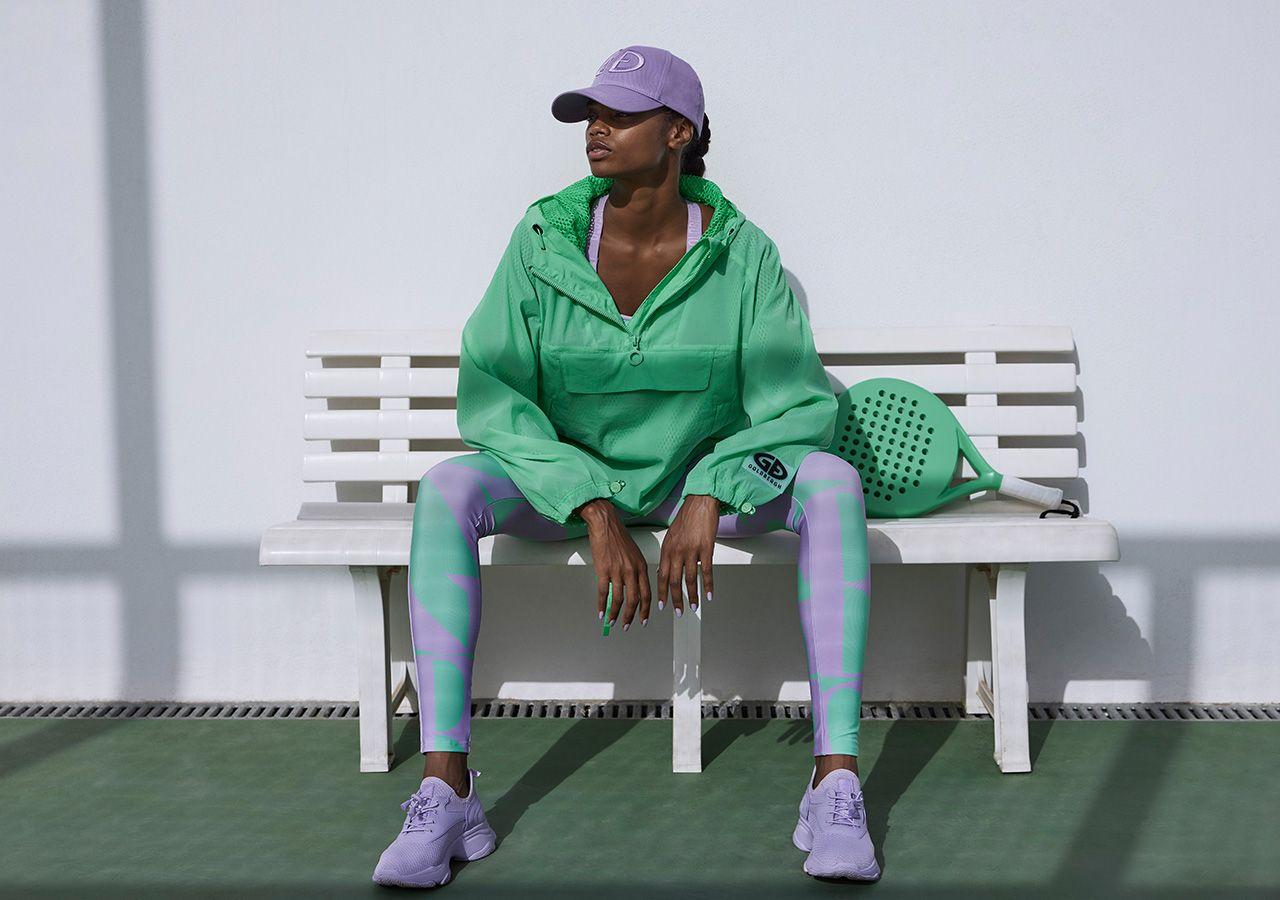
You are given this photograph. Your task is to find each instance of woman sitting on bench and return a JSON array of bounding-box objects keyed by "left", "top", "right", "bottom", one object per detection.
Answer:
[{"left": 373, "top": 45, "right": 879, "bottom": 887}]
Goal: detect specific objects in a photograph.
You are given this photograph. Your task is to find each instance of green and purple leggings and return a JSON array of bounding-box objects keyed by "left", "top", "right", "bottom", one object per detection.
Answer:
[{"left": 407, "top": 449, "right": 870, "bottom": 757}]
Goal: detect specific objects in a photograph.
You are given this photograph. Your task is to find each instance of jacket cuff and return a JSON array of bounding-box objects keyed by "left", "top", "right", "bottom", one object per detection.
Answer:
[
  {"left": 555, "top": 479, "right": 623, "bottom": 527},
  {"left": 680, "top": 473, "right": 757, "bottom": 517}
]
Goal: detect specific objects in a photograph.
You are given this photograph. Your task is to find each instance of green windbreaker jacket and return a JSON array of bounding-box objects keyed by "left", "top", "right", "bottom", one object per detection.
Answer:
[{"left": 455, "top": 173, "right": 838, "bottom": 526}]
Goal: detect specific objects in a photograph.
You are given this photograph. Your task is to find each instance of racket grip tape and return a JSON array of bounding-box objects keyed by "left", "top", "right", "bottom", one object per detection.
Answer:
[{"left": 997, "top": 474, "right": 1063, "bottom": 508}]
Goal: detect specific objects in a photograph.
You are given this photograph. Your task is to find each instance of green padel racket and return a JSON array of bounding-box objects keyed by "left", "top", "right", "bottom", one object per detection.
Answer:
[{"left": 827, "top": 377, "right": 1068, "bottom": 518}]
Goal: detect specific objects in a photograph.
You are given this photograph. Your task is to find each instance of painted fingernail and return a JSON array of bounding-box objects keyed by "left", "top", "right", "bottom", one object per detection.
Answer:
[
  {"left": 642, "top": 618, "right": 648, "bottom": 627},
  {"left": 676, "top": 607, "right": 683, "bottom": 618},
  {"left": 658, "top": 600, "right": 665, "bottom": 610},
  {"left": 598, "top": 611, "right": 603, "bottom": 620},
  {"left": 623, "top": 623, "right": 630, "bottom": 631},
  {"left": 707, "top": 591, "right": 713, "bottom": 603}
]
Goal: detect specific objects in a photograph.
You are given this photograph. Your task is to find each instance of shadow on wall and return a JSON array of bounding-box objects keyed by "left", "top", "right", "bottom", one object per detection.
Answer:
[{"left": 0, "top": 0, "right": 281, "bottom": 775}]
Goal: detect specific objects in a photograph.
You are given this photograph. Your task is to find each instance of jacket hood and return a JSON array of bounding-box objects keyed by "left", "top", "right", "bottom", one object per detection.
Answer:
[{"left": 526, "top": 173, "right": 744, "bottom": 253}]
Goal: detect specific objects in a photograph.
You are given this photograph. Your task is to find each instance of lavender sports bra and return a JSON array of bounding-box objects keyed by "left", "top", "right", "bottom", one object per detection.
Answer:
[{"left": 587, "top": 193, "right": 703, "bottom": 320}]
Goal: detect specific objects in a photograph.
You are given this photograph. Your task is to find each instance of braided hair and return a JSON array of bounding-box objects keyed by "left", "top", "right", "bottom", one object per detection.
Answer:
[{"left": 667, "top": 111, "right": 711, "bottom": 177}]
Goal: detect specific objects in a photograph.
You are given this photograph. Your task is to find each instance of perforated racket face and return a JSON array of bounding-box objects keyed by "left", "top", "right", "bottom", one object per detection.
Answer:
[{"left": 829, "top": 377, "right": 961, "bottom": 517}]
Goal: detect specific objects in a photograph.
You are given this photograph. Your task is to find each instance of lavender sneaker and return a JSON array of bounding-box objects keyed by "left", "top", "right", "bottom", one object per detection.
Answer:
[
  {"left": 372, "top": 767, "right": 497, "bottom": 888},
  {"left": 792, "top": 766, "right": 881, "bottom": 881}
]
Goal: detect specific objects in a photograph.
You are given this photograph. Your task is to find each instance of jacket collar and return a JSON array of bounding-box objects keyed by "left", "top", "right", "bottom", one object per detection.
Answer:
[{"left": 523, "top": 174, "right": 747, "bottom": 333}]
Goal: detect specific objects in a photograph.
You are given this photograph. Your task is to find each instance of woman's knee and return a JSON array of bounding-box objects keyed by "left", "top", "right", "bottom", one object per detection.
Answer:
[
  {"left": 798, "top": 449, "right": 865, "bottom": 493},
  {"left": 418, "top": 453, "right": 489, "bottom": 505}
]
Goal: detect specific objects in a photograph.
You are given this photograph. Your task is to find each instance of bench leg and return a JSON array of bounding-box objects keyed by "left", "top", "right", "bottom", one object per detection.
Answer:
[
  {"left": 989, "top": 563, "right": 1031, "bottom": 773},
  {"left": 351, "top": 565, "right": 394, "bottom": 773},
  {"left": 672, "top": 590, "right": 703, "bottom": 773},
  {"left": 963, "top": 564, "right": 993, "bottom": 715},
  {"left": 387, "top": 566, "right": 419, "bottom": 716}
]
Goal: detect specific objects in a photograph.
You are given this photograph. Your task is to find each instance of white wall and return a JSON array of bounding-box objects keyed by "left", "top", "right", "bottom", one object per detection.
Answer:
[{"left": 3, "top": 0, "right": 1277, "bottom": 705}]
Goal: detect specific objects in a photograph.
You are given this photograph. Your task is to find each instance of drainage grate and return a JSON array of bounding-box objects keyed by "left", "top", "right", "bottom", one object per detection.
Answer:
[
  {"left": 1027, "top": 703, "right": 1280, "bottom": 722},
  {"left": 0, "top": 703, "right": 360, "bottom": 720},
  {"left": 1, "top": 701, "right": 1277, "bottom": 722}
]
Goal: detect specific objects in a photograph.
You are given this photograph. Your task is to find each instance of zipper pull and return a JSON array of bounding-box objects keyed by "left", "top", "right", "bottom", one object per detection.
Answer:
[{"left": 631, "top": 332, "right": 641, "bottom": 351}]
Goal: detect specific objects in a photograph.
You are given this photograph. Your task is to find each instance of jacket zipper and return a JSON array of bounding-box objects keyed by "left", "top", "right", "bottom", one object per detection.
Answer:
[
  {"left": 528, "top": 264, "right": 635, "bottom": 341},
  {"left": 527, "top": 250, "right": 703, "bottom": 350},
  {"left": 528, "top": 219, "right": 741, "bottom": 347}
]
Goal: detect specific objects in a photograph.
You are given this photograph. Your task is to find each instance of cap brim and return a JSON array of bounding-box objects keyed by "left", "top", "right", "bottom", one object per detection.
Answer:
[{"left": 551, "top": 84, "right": 665, "bottom": 123}]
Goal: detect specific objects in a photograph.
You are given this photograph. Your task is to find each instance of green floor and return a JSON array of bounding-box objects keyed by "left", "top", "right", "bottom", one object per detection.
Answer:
[{"left": 1, "top": 715, "right": 1277, "bottom": 897}]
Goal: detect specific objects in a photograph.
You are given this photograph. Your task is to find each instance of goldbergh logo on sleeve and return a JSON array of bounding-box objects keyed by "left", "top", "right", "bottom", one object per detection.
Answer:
[{"left": 743, "top": 451, "right": 788, "bottom": 489}]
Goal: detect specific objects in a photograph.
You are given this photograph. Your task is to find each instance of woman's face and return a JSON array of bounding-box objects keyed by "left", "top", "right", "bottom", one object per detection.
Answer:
[{"left": 583, "top": 100, "right": 690, "bottom": 177}]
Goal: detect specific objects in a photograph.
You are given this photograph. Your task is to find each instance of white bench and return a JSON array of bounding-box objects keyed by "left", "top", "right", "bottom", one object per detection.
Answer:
[{"left": 259, "top": 325, "right": 1119, "bottom": 774}]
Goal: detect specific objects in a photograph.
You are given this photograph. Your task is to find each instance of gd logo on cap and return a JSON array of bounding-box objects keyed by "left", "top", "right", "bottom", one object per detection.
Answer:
[{"left": 598, "top": 48, "right": 645, "bottom": 75}]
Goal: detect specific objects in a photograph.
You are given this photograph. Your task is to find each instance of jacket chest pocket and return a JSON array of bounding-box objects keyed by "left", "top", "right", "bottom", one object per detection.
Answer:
[
  {"left": 545, "top": 346, "right": 732, "bottom": 448},
  {"left": 559, "top": 347, "right": 714, "bottom": 393}
]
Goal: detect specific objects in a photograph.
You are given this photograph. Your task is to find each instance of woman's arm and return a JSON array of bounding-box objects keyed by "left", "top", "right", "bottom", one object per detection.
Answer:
[
  {"left": 680, "top": 236, "right": 837, "bottom": 515},
  {"left": 457, "top": 223, "right": 615, "bottom": 526}
]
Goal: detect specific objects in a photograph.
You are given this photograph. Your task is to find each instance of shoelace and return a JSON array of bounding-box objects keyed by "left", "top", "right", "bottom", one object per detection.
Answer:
[
  {"left": 400, "top": 789, "right": 443, "bottom": 833},
  {"left": 827, "top": 787, "right": 864, "bottom": 828}
]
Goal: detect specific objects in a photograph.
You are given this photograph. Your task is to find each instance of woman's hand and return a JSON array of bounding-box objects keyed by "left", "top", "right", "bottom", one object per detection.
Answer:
[
  {"left": 658, "top": 494, "right": 718, "bottom": 616},
  {"left": 578, "top": 498, "right": 652, "bottom": 632}
]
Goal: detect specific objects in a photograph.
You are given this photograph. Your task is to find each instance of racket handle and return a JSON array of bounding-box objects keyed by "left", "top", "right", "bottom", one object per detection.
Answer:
[{"left": 997, "top": 474, "right": 1063, "bottom": 508}]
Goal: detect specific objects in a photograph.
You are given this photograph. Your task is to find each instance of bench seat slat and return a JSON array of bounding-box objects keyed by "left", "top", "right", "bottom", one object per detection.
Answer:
[{"left": 261, "top": 498, "right": 1118, "bottom": 568}]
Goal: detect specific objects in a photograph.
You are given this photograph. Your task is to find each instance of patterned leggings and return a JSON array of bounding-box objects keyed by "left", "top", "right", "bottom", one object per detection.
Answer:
[{"left": 407, "top": 449, "right": 870, "bottom": 757}]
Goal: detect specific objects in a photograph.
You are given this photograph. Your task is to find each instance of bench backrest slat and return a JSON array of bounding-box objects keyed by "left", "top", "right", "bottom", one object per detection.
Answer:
[
  {"left": 302, "top": 403, "right": 1078, "bottom": 442},
  {"left": 297, "top": 327, "right": 1080, "bottom": 503},
  {"left": 304, "top": 325, "right": 1075, "bottom": 358},
  {"left": 303, "top": 362, "right": 1077, "bottom": 400}
]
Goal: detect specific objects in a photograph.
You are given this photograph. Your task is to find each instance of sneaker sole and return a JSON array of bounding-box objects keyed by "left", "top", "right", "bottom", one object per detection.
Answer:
[
  {"left": 792, "top": 816, "right": 881, "bottom": 881},
  {"left": 372, "top": 820, "right": 498, "bottom": 888}
]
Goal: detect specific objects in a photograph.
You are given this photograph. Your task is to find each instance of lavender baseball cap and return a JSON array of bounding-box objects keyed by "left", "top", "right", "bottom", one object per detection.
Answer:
[{"left": 552, "top": 45, "right": 705, "bottom": 138}]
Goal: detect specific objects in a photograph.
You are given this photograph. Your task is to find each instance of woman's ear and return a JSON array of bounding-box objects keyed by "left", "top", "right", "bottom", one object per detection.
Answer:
[{"left": 669, "top": 116, "right": 693, "bottom": 153}]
